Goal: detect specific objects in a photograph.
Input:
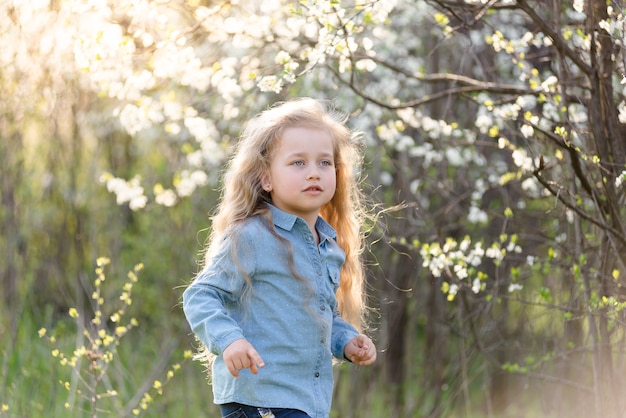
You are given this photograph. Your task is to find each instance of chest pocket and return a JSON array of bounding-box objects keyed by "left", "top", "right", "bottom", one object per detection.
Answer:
[
  {"left": 327, "top": 266, "right": 340, "bottom": 293},
  {"left": 320, "top": 237, "right": 344, "bottom": 306},
  {"left": 322, "top": 265, "right": 341, "bottom": 309}
]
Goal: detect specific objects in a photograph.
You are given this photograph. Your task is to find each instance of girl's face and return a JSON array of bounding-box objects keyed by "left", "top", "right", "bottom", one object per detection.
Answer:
[{"left": 264, "top": 126, "right": 336, "bottom": 225}]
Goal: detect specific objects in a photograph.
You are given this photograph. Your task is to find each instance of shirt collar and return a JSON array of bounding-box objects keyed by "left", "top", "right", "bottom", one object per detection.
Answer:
[{"left": 267, "top": 203, "right": 337, "bottom": 241}]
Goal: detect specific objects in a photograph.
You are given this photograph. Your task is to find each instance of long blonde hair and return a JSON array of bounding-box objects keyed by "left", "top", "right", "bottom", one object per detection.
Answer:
[{"left": 204, "top": 97, "right": 367, "bottom": 330}]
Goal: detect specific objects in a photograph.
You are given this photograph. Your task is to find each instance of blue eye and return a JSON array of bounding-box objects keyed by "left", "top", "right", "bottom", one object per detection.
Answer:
[
  {"left": 320, "top": 160, "right": 333, "bottom": 167},
  {"left": 292, "top": 160, "right": 305, "bottom": 166}
]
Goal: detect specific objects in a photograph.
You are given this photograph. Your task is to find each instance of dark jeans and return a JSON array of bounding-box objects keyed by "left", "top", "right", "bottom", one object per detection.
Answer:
[{"left": 220, "top": 403, "right": 311, "bottom": 418}]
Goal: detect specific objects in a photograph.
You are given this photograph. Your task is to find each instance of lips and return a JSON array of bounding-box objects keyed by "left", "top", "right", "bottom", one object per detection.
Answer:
[{"left": 304, "top": 185, "right": 323, "bottom": 192}]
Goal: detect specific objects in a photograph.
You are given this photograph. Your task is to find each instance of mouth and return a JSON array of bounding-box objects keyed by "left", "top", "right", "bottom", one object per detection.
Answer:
[{"left": 304, "top": 185, "right": 323, "bottom": 192}]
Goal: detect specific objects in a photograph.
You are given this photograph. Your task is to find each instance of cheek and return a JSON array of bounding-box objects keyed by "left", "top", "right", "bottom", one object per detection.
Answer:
[{"left": 328, "top": 173, "right": 337, "bottom": 189}]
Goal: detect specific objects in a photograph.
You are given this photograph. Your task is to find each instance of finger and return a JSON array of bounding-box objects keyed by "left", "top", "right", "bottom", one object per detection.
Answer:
[
  {"left": 248, "top": 361, "right": 263, "bottom": 375},
  {"left": 362, "top": 348, "right": 377, "bottom": 365},
  {"left": 356, "top": 335, "right": 371, "bottom": 351},
  {"left": 239, "top": 357, "right": 250, "bottom": 370},
  {"left": 236, "top": 357, "right": 250, "bottom": 374},
  {"left": 359, "top": 335, "right": 372, "bottom": 351},
  {"left": 247, "top": 347, "right": 265, "bottom": 370},
  {"left": 227, "top": 360, "right": 240, "bottom": 378},
  {"left": 351, "top": 340, "right": 376, "bottom": 365},
  {"left": 350, "top": 349, "right": 363, "bottom": 363},
  {"left": 358, "top": 337, "right": 367, "bottom": 348}
]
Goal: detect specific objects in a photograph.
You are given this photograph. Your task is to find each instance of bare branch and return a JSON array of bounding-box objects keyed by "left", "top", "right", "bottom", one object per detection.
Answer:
[
  {"left": 532, "top": 166, "right": 626, "bottom": 248},
  {"left": 327, "top": 61, "right": 535, "bottom": 110}
]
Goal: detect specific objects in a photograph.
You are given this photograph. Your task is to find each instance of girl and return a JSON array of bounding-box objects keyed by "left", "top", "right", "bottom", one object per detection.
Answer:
[{"left": 182, "top": 98, "right": 376, "bottom": 418}]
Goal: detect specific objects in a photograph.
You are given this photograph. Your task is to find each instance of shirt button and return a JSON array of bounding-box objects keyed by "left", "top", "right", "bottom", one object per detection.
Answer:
[
  {"left": 316, "top": 270, "right": 322, "bottom": 276},
  {"left": 320, "top": 305, "right": 326, "bottom": 311},
  {"left": 315, "top": 372, "right": 320, "bottom": 378}
]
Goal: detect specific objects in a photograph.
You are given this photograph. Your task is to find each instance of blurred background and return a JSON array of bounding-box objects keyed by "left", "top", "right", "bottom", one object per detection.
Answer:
[{"left": 2, "top": 0, "right": 626, "bottom": 417}]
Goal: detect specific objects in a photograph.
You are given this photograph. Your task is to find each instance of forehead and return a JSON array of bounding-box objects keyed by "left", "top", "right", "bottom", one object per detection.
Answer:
[{"left": 275, "top": 126, "right": 335, "bottom": 156}]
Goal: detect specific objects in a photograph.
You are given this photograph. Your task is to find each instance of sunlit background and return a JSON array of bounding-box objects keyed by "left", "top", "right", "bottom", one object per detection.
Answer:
[{"left": 2, "top": 0, "right": 626, "bottom": 417}]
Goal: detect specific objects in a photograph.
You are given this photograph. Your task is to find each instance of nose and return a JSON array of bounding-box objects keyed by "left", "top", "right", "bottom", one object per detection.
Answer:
[{"left": 306, "top": 168, "right": 320, "bottom": 180}]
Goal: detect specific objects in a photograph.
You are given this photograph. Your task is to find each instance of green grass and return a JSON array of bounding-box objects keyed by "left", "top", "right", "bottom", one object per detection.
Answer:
[
  {"left": 2, "top": 305, "right": 617, "bottom": 418},
  {"left": 0, "top": 307, "right": 220, "bottom": 418}
]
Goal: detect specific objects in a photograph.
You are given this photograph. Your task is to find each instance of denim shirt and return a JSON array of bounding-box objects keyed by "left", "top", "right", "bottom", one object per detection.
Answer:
[{"left": 182, "top": 204, "right": 359, "bottom": 418}]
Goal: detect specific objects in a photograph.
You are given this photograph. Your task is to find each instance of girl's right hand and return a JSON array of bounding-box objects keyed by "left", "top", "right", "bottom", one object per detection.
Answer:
[{"left": 222, "top": 338, "right": 265, "bottom": 377}]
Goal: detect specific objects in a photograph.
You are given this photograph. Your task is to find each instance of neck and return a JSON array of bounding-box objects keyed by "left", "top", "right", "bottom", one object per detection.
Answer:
[{"left": 304, "top": 216, "right": 319, "bottom": 244}]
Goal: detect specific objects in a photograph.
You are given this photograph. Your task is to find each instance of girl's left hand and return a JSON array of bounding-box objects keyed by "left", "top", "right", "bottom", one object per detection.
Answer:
[{"left": 344, "top": 334, "right": 377, "bottom": 366}]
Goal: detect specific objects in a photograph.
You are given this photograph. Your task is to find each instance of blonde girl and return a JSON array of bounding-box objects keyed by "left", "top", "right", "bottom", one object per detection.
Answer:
[{"left": 183, "top": 98, "right": 376, "bottom": 418}]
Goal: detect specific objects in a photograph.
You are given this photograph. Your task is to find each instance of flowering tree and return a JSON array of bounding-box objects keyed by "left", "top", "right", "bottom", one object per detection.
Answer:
[
  {"left": 318, "top": 1, "right": 625, "bottom": 416},
  {"left": 2, "top": 0, "right": 626, "bottom": 416}
]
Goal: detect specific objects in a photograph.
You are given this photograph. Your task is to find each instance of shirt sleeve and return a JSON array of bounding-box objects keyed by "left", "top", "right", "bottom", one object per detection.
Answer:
[
  {"left": 182, "top": 230, "right": 256, "bottom": 355},
  {"left": 323, "top": 239, "right": 359, "bottom": 360},
  {"left": 330, "top": 308, "right": 359, "bottom": 360}
]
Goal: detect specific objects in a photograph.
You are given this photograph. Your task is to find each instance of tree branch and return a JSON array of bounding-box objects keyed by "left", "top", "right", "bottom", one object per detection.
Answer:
[
  {"left": 327, "top": 62, "right": 534, "bottom": 110},
  {"left": 516, "top": 0, "right": 593, "bottom": 75},
  {"left": 532, "top": 165, "right": 626, "bottom": 248},
  {"left": 363, "top": 53, "right": 533, "bottom": 94}
]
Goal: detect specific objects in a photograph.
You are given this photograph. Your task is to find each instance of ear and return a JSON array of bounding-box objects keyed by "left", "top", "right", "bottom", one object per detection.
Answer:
[{"left": 260, "top": 173, "right": 272, "bottom": 192}]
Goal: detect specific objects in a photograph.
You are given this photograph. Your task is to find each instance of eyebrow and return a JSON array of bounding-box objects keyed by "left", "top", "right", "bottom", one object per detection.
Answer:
[{"left": 286, "top": 151, "right": 334, "bottom": 159}]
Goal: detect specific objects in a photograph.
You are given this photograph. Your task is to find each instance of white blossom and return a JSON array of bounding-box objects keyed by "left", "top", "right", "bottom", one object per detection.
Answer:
[
  {"left": 356, "top": 59, "right": 377, "bottom": 72},
  {"left": 486, "top": 246, "right": 504, "bottom": 260},
  {"left": 541, "top": 75, "right": 559, "bottom": 93},
  {"left": 257, "top": 75, "right": 283, "bottom": 93},
  {"left": 467, "top": 243, "right": 485, "bottom": 266},
  {"left": 521, "top": 177, "right": 540, "bottom": 195},
  {"left": 512, "top": 149, "right": 534, "bottom": 173},
  {"left": 468, "top": 205, "right": 488, "bottom": 224},
  {"left": 573, "top": 0, "right": 584, "bottom": 13},
  {"left": 176, "top": 170, "right": 209, "bottom": 197},
  {"left": 475, "top": 114, "right": 492, "bottom": 134},
  {"left": 472, "top": 278, "right": 481, "bottom": 294},
  {"left": 520, "top": 124, "right": 534, "bottom": 138},
  {"left": 155, "top": 188, "right": 178, "bottom": 207},
  {"left": 618, "top": 102, "right": 626, "bottom": 124},
  {"left": 102, "top": 175, "right": 147, "bottom": 211},
  {"left": 454, "top": 264, "right": 469, "bottom": 279},
  {"left": 184, "top": 117, "right": 218, "bottom": 143},
  {"left": 445, "top": 148, "right": 465, "bottom": 166},
  {"left": 448, "top": 284, "right": 459, "bottom": 296},
  {"left": 459, "top": 237, "right": 471, "bottom": 252},
  {"left": 616, "top": 171, "right": 626, "bottom": 188},
  {"left": 379, "top": 171, "right": 393, "bottom": 186}
]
